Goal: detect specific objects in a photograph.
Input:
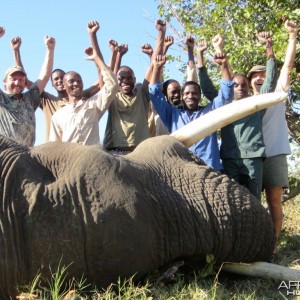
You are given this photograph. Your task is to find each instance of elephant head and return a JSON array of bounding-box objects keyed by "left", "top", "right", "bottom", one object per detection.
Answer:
[{"left": 0, "top": 92, "right": 286, "bottom": 298}]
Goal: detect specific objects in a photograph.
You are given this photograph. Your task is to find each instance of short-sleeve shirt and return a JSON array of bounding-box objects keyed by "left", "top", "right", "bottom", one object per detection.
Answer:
[
  {"left": 104, "top": 82, "right": 150, "bottom": 149},
  {"left": 0, "top": 84, "right": 40, "bottom": 146}
]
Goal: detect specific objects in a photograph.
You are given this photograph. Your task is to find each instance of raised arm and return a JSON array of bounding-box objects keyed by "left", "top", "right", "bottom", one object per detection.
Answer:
[
  {"left": 141, "top": 43, "right": 153, "bottom": 62},
  {"left": 11, "top": 36, "right": 34, "bottom": 89},
  {"left": 36, "top": 36, "right": 55, "bottom": 94},
  {"left": 85, "top": 45, "right": 118, "bottom": 112},
  {"left": 152, "top": 20, "right": 167, "bottom": 58},
  {"left": 212, "top": 33, "right": 224, "bottom": 53},
  {"left": 108, "top": 39, "right": 118, "bottom": 72},
  {"left": 11, "top": 37, "right": 23, "bottom": 68},
  {"left": 213, "top": 52, "right": 232, "bottom": 82},
  {"left": 196, "top": 38, "right": 219, "bottom": 101},
  {"left": 85, "top": 20, "right": 102, "bottom": 96},
  {"left": 278, "top": 20, "right": 298, "bottom": 91},
  {"left": 256, "top": 31, "right": 277, "bottom": 93},
  {"left": 150, "top": 55, "right": 166, "bottom": 85},
  {"left": 256, "top": 31, "right": 275, "bottom": 59},
  {"left": 185, "top": 36, "right": 198, "bottom": 83},
  {"left": 149, "top": 55, "right": 173, "bottom": 131},
  {"left": 163, "top": 36, "right": 174, "bottom": 55},
  {"left": 197, "top": 40, "right": 208, "bottom": 69},
  {"left": 144, "top": 20, "right": 167, "bottom": 84},
  {"left": 114, "top": 43, "right": 128, "bottom": 74}
]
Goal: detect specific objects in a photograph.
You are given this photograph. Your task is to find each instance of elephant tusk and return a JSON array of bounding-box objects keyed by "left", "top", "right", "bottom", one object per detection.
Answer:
[
  {"left": 171, "top": 92, "right": 288, "bottom": 148},
  {"left": 221, "top": 261, "right": 300, "bottom": 281}
]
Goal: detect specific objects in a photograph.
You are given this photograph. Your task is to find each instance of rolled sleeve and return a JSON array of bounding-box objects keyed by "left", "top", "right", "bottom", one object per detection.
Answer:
[
  {"left": 198, "top": 66, "right": 219, "bottom": 101},
  {"left": 96, "top": 67, "right": 118, "bottom": 115},
  {"left": 186, "top": 65, "right": 198, "bottom": 83},
  {"left": 212, "top": 79, "right": 235, "bottom": 109},
  {"left": 260, "top": 58, "right": 278, "bottom": 94}
]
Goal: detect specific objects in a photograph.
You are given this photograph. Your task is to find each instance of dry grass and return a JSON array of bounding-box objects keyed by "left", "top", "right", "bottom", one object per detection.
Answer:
[{"left": 278, "top": 195, "right": 300, "bottom": 270}]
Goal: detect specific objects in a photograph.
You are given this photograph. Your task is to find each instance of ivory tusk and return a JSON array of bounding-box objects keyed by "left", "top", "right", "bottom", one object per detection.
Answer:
[{"left": 171, "top": 92, "right": 287, "bottom": 148}]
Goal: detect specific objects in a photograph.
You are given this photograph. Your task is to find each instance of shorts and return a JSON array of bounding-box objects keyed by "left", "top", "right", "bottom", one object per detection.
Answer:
[{"left": 262, "top": 154, "right": 289, "bottom": 188}]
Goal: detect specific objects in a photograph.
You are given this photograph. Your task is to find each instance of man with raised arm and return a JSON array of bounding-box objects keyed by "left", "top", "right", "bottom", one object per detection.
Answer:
[
  {"left": 0, "top": 27, "right": 55, "bottom": 147},
  {"left": 49, "top": 23, "right": 118, "bottom": 145},
  {"left": 149, "top": 51, "right": 234, "bottom": 170},
  {"left": 247, "top": 32, "right": 278, "bottom": 96},
  {"left": 262, "top": 20, "right": 298, "bottom": 247},
  {"left": 103, "top": 20, "right": 167, "bottom": 153},
  {"left": 11, "top": 21, "right": 101, "bottom": 143}
]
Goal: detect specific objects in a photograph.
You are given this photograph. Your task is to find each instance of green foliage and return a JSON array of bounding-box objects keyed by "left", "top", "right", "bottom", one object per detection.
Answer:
[
  {"left": 156, "top": 0, "right": 300, "bottom": 75},
  {"left": 198, "top": 254, "right": 216, "bottom": 279}
]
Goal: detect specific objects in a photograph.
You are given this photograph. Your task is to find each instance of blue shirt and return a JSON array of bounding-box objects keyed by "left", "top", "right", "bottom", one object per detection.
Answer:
[{"left": 149, "top": 79, "right": 235, "bottom": 170}]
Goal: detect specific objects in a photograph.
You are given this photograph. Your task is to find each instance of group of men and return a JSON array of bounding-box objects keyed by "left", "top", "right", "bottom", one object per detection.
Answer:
[{"left": 0, "top": 19, "right": 297, "bottom": 253}]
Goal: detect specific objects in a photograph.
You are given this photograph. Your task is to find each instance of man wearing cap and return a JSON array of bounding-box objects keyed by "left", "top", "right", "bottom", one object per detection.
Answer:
[
  {"left": 246, "top": 32, "right": 278, "bottom": 96},
  {"left": 11, "top": 20, "right": 101, "bottom": 143},
  {"left": 0, "top": 27, "right": 55, "bottom": 147}
]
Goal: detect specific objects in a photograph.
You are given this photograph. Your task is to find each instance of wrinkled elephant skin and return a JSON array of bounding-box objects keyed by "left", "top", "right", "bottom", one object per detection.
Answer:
[{"left": 0, "top": 135, "right": 275, "bottom": 298}]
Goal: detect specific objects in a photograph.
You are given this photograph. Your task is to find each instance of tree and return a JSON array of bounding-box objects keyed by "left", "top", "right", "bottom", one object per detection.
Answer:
[{"left": 156, "top": 0, "right": 300, "bottom": 197}]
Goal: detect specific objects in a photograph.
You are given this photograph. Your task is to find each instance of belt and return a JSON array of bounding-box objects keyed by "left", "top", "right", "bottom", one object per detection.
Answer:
[{"left": 108, "top": 146, "right": 136, "bottom": 152}]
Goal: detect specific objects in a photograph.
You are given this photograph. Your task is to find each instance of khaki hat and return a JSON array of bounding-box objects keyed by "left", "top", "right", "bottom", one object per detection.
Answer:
[
  {"left": 4, "top": 66, "right": 27, "bottom": 80},
  {"left": 247, "top": 65, "right": 266, "bottom": 79}
]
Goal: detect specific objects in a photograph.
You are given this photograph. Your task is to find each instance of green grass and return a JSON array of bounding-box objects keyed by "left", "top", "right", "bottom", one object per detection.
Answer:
[{"left": 17, "top": 195, "right": 300, "bottom": 300}]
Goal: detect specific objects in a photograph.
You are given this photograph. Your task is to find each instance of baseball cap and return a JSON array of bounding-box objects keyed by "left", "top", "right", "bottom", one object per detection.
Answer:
[
  {"left": 4, "top": 66, "right": 27, "bottom": 80},
  {"left": 247, "top": 65, "right": 266, "bottom": 79}
]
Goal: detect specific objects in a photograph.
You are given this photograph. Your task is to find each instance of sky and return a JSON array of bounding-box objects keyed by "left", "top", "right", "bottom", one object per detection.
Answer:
[{"left": 0, "top": 0, "right": 184, "bottom": 145}]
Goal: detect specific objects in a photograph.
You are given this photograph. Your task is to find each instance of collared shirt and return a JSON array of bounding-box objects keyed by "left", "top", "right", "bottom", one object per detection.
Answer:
[
  {"left": 149, "top": 79, "right": 235, "bottom": 170},
  {"left": 39, "top": 91, "right": 68, "bottom": 142},
  {"left": 49, "top": 67, "right": 118, "bottom": 145},
  {"left": 198, "top": 58, "right": 278, "bottom": 160},
  {"left": 0, "top": 84, "right": 40, "bottom": 147},
  {"left": 220, "top": 111, "right": 265, "bottom": 159}
]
